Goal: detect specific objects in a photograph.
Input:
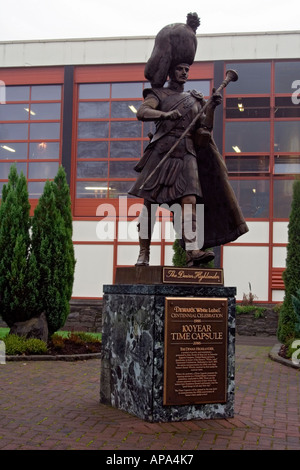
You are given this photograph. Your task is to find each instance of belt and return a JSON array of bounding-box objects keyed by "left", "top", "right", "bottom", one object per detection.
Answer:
[{"left": 169, "top": 130, "right": 192, "bottom": 138}]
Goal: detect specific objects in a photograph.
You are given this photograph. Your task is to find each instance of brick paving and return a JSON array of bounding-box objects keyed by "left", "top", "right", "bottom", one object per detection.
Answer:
[{"left": 0, "top": 335, "right": 299, "bottom": 451}]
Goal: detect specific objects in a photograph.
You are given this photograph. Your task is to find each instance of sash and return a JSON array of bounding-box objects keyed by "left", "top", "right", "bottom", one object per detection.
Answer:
[{"left": 148, "top": 90, "right": 200, "bottom": 145}]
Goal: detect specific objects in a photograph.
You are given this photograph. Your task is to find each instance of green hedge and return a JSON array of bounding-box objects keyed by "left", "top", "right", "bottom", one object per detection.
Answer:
[{"left": 3, "top": 334, "right": 47, "bottom": 355}]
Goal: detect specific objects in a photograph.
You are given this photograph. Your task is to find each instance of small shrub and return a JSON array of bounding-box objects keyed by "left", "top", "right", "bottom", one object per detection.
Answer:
[
  {"left": 273, "top": 303, "right": 282, "bottom": 314},
  {"left": 241, "top": 282, "right": 258, "bottom": 305},
  {"left": 291, "top": 288, "right": 300, "bottom": 337},
  {"left": 4, "top": 335, "right": 26, "bottom": 355},
  {"left": 172, "top": 238, "right": 187, "bottom": 267},
  {"left": 49, "top": 331, "right": 101, "bottom": 352},
  {"left": 74, "top": 332, "right": 101, "bottom": 343},
  {"left": 236, "top": 305, "right": 266, "bottom": 318},
  {"left": 68, "top": 332, "right": 85, "bottom": 345},
  {"left": 4, "top": 334, "right": 47, "bottom": 355},
  {"left": 285, "top": 337, "right": 300, "bottom": 359},
  {"left": 50, "top": 333, "right": 65, "bottom": 350},
  {"left": 24, "top": 338, "right": 48, "bottom": 355}
]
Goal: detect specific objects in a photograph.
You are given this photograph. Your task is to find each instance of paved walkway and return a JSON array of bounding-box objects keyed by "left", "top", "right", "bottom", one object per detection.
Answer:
[{"left": 0, "top": 335, "right": 299, "bottom": 451}]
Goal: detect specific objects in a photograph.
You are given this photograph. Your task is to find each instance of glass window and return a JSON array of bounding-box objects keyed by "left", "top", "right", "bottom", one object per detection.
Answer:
[
  {"left": 226, "top": 155, "right": 269, "bottom": 173},
  {"left": 111, "top": 82, "right": 143, "bottom": 98},
  {"left": 230, "top": 179, "right": 269, "bottom": 218},
  {"left": 226, "top": 62, "right": 271, "bottom": 94},
  {"left": 79, "top": 84, "right": 110, "bottom": 99},
  {"left": 225, "top": 121, "right": 270, "bottom": 153},
  {"left": 77, "top": 121, "right": 109, "bottom": 139},
  {"left": 273, "top": 179, "right": 294, "bottom": 218},
  {"left": 274, "top": 121, "right": 300, "bottom": 152},
  {"left": 0, "top": 82, "right": 63, "bottom": 199},
  {"left": 110, "top": 140, "right": 141, "bottom": 158},
  {"left": 111, "top": 101, "right": 141, "bottom": 118},
  {"left": 110, "top": 121, "right": 142, "bottom": 138},
  {"left": 108, "top": 180, "right": 135, "bottom": 198},
  {"left": 30, "top": 103, "right": 61, "bottom": 120},
  {"left": 109, "top": 161, "right": 137, "bottom": 178},
  {"left": 5, "top": 86, "right": 30, "bottom": 101},
  {"left": 28, "top": 161, "right": 59, "bottom": 179},
  {"left": 274, "top": 96, "right": 300, "bottom": 118},
  {"left": 30, "top": 123, "right": 60, "bottom": 140},
  {"left": 76, "top": 181, "right": 108, "bottom": 198},
  {"left": 0, "top": 162, "right": 27, "bottom": 179},
  {"left": 77, "top": 141, "right": 108, "bottom": 159},
  {"left": 78, "top": 102, "right": 110, "bottom": 119},
  {"left": 29, "top": 142, "right": 60, "bottom": 159},
  {"left": 77, "top": 161, "right": 108, "bottom": 178},
  {"left": 275, "top": 61, "right": 300, "bottom": 93},
  {"left": 0, "top": 142, "right": 27, "bottom": 159},
  {"left": 226, "top": 97, "right": 270, "bottom": 119},
  {"left": 0, "top": 103, "right": 30, "bottom": 120},
  {"left": 28, "top": 181, "right": 46, "bottom": 198},
  {"left": 187, "top": 80, "right": 210, "bottom": 97},
  {"left": 274, "top": 155, "right": 300, "bottom": 174},
  {"left": 31, "top": 85, "right": 61, "bottom": 101},
  {"left": 0, "top": 123, "right": 28, "bottom": 140}
]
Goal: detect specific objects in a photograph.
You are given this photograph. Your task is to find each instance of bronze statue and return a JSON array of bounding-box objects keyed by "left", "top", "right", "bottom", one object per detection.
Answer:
[{"left": 129, "top": 13, "right": 249, "bottom": 267}]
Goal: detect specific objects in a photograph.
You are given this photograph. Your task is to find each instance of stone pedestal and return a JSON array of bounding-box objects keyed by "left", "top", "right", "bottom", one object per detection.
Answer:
[{"left": 100, "top": 278, "right": 236, "bottom": 423}]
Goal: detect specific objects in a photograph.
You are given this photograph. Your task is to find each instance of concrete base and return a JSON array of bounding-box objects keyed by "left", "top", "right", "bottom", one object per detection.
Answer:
[{"left": 100, "top": 283, "right": 236, "bottom": 422}]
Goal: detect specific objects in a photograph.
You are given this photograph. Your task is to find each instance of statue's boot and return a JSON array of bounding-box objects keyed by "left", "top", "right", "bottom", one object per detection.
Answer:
[
  {"left": 186, "top": 249, "right": 215, "bottom": 267},
  {"left": 183, "top": 213, "right": 215, "bottom": 267},
  {"left": 135, "top": 201, "right": 155, "bottom": 266},
  {"left": 135, "top": 237, "right": 151, "bottom": 266}
]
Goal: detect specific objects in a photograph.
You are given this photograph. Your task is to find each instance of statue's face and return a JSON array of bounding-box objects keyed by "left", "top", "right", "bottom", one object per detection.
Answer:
[{"left": 172, "top": 64, "right": 190, "bottom": 84}]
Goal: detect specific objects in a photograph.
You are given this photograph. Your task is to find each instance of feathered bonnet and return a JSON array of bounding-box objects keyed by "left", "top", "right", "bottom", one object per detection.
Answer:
[{"left": 144, "top": 12, "right": 201, "bottom": 88}]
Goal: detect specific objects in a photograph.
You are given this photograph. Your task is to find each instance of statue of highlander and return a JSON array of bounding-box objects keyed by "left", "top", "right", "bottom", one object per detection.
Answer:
[{"left": 129, "top": 13, "right": 248, "bottom": 267}]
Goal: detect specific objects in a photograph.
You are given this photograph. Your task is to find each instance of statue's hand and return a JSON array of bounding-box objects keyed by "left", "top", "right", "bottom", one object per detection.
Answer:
[
  {"left": 162, "top": 109, "right": 182, "bottom": 120},
  {"left": 210, "top": 88, "right": 222, "bottom": 108}
]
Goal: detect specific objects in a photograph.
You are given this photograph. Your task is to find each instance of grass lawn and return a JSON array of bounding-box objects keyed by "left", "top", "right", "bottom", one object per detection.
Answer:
[
  {"left": 0, "top": 328, "right": 9, "bottom": 340},
  {"left": 0, "top": 327, "right": 101, "bottom": 341}
]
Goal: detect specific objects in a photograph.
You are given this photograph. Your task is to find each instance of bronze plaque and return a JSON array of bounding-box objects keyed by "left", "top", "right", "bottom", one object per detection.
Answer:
[
  {"left": 163, "top": 297, "right": 228, "bottom": 406},
  {"left": 163, "top": 267, "right": 223, "bottom": 285}
]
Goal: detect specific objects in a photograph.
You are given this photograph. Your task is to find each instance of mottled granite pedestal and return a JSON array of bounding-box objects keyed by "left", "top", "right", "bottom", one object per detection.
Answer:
[{"left": 100, "top": 270, "right": 236, "bottom": 423}]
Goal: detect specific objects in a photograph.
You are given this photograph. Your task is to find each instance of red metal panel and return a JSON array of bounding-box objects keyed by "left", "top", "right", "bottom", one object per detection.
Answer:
[{"left": 0, "top": 67, "right": 64, "bottom": 85}]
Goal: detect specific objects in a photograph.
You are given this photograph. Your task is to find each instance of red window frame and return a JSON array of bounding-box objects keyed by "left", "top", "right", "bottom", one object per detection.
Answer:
[
  {"left": 223, "top": 59, "right": 300, "bottom": 301},
  {"left": 0, "top": 67, "right": 64, "bottom": 214},
  {"left": 71, "top": 63, "right": 214, "bottom": 218}
]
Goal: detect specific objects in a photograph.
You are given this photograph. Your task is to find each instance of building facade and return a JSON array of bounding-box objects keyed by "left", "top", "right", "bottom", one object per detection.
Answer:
[{"left": 1, "top": 31, "right": 300, "bottom": 303}]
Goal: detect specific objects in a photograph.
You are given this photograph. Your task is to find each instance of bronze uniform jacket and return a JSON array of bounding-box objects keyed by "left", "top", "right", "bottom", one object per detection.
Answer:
[{"left": 129, "top": 87, "right": 249, "bottom": 249}]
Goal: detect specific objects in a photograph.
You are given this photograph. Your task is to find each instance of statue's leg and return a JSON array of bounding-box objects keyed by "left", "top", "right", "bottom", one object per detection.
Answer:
[
  {"left": 181, "top": 195, "right": 215, "bottom": 267},
  {"left": 135, "top": 200, "right": 155, "bottom": 266}
]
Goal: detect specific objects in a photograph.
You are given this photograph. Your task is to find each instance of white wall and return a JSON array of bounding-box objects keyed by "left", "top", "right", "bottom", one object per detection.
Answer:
[
  {"left": 223, "top": 221, "right": 270, "bottom": 301},
  {"left": 71, "top": 220, "right": 289, "bottom": 301},
  {"left": 223, "top": 245, "right": 269, "bottom": 301},
  {"left": 1, "top": 31, "right": 300, "bottom": 68},
  {"left": 72, "top": 244, "right": 114, "bottom": 297},
  {"left": 271, "top": 222, "right": 289, "bottom": 302}
]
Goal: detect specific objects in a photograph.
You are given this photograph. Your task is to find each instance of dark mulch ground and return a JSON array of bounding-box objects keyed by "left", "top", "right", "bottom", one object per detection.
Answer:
[{"left": 46, "top": 339, "right": 101, "bottom": 356}]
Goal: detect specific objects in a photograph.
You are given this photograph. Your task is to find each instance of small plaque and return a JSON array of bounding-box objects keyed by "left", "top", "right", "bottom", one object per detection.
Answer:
[
  {"left": 163, "top": 267, "right": 223, "bottom": 285},
  {"left": 164, "top": 297, "right": 228, "bottom": 406}
]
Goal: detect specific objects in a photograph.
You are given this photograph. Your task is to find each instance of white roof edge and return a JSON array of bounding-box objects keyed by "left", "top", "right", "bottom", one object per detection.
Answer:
[
  {"left": 0, "top": 30, "right": 299, "bottom": 45},
  {"left": 1, "top": 31, "right": 300, "bottom": 68}
]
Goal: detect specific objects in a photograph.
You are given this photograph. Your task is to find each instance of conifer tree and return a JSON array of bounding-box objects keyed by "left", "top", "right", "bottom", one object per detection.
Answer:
[
  {"left": 172, "top": 238, "right": 187, "bottom": 267},
  {"left": 31, "top": 167, "right": 75, "bottom": 336},
  {"left": 172, "top": 238, "right": 215, "bottom": 268},
  {"left": 0, "top": 165, "right": 40, "bottom": 326},
  {"left": 277, "top": 179, "right": 300, "bottom": 343},
  {"left": 52, "top": 166, "right": 75, "bottom": 302}
]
